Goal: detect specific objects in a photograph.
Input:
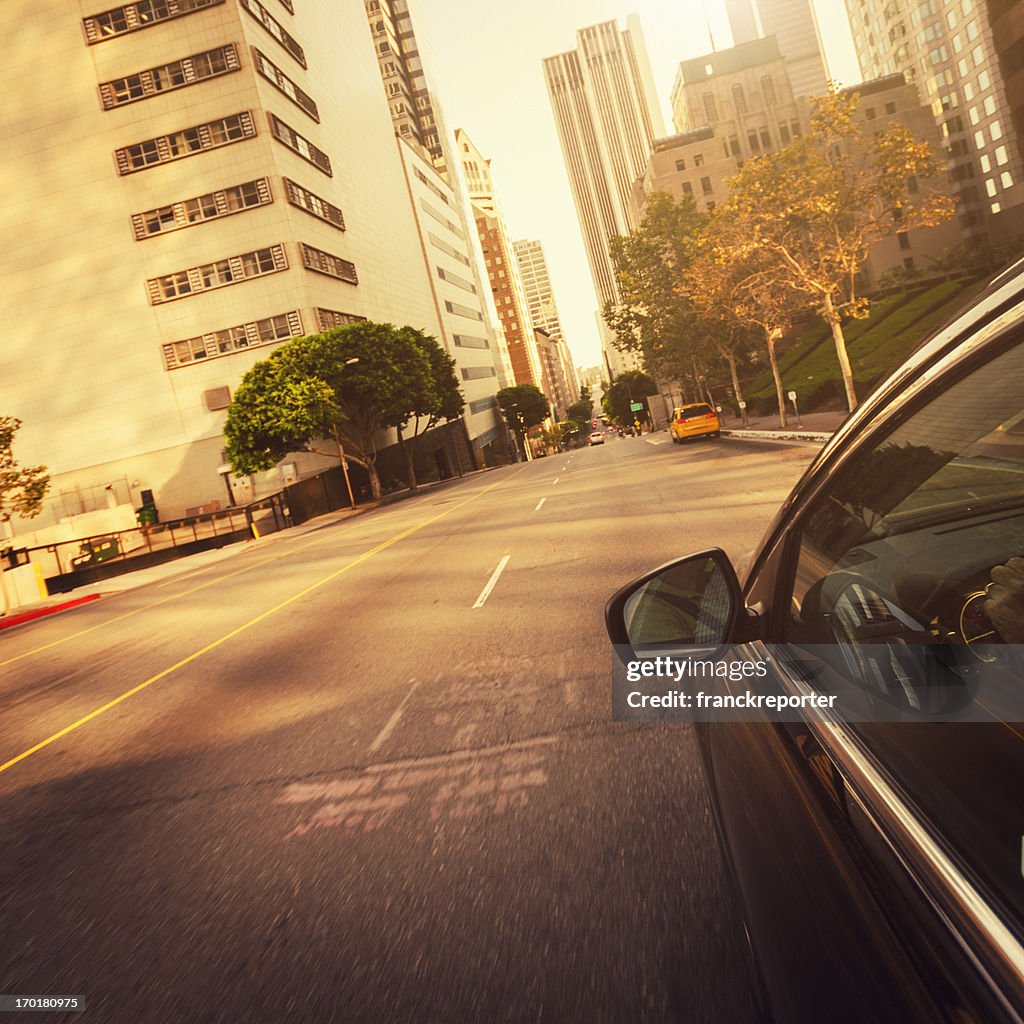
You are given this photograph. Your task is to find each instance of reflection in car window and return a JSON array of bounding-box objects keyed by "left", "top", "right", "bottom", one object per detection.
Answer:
[{"left": 782, "top": 333, "right": 1024, "bottom": 932}]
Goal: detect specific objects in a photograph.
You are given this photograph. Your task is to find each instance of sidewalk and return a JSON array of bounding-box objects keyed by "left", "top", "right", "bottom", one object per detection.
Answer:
[
  {"left": 719, "top": 408, "right": 848, "bottom": 443},
  {"left": 0, "top": 466, "right": 499, "bottom": 632}
]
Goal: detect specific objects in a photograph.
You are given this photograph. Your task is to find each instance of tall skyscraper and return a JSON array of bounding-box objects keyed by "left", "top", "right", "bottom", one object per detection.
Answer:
[
  {"left": 456, "top": 129, "right": 543, "bottom": 390},
  {"left": 725, "top": 0, "right": 829, "bottom": 99},
  {"left": 514, "top": 240, "right": 580, "bottom": 415},
  {"left": 845, "top": 0, "right": 1023, "bottom": 235},
  {"left": 543, "top": 17, "right": 663, "bottom": 379},
  {"left": 1, "top": 0, "right": 493, "bottom": 531}
]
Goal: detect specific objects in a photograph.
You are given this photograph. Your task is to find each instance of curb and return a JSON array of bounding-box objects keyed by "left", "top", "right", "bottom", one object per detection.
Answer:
[
  {"left": 723, "top": 429, "right": 833, "bottom": 444},
  {"left": 0, "top": 593, "right": 101, "bottom": 632}
]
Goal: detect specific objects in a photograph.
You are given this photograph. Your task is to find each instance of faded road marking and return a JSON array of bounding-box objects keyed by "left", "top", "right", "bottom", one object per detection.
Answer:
[
  {"left": 368, "top": 679, "right": 419, "bottom": 754},
  {"left": 534, "top": 497, "right": 546, "bottom": 511},
  {"left": 472, "top": 555, "right": 510, "bottom": 609}
]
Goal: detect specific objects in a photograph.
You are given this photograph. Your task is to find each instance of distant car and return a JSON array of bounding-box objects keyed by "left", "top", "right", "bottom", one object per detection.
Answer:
[
  {"left": 669, "top": 403, "right": 720, "bottom": 442},
  {"left": 588, "top": 431, "right": 605, "bottom": 446}
]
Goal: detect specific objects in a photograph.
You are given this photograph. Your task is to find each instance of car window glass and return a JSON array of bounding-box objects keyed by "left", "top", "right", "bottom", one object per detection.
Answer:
[
  {"left": 782, "top": 333, "right": 1024, "bottom": 929},
  {"left": 680, "top": 404, "right": 712, "bottom": 417}
]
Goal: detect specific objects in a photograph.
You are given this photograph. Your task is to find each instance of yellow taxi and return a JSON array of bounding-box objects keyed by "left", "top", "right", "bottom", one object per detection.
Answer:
[{"left": 669, "top": 402, "right": 721, "bottom": 443}]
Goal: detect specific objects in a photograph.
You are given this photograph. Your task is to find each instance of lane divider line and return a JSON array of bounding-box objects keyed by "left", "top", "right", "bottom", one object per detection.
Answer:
[
  {"left": 552, "top": 478, "right": 560, "bottom": 485},
  {"left": 0, "top": 468, "right": 527, "bottom": 776},
  {"left": 368, "top": 679, "right": 420, "bottom": 754},
  {"left": 472, "top": 555, "right": 510, "bottom": 610},
  {"left": 0, "top": 474, "right": 514, "bottom": 671},
  {"left": 534, "top": 498, "right": 546, "bottom": 512}
]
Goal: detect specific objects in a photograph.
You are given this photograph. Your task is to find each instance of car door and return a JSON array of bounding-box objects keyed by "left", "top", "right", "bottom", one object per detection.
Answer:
[{"left": 704, "top": 313, "right": 1024, "bottom": 1022}]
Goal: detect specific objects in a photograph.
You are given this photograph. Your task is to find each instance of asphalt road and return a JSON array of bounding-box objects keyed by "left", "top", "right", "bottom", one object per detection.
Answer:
[{"left": 0, "top": 433, "right": 819, "bottom": 1023}]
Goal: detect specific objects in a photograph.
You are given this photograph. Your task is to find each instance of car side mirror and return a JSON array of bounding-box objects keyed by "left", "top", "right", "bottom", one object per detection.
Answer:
[{"left": 605, "top": 549, "right": 746, "bottom": 655}]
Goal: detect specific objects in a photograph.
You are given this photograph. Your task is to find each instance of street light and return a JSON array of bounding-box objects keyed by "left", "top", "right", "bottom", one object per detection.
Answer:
[{"left": 337, "top": 357, "right": 359, "bottom": 508}]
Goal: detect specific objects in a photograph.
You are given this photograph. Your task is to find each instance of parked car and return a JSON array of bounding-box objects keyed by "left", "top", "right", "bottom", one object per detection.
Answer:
[
  {"left": 606, "top": 259, "right": 1024, "bottom": 1022},
  {"left": 588, "top": 431, "right": 606, "bottom": 446},
  {"left": 669, "top": 402, "right": 720, "bottom": 442}
]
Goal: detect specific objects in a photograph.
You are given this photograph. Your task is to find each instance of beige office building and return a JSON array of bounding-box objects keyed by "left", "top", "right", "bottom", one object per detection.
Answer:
[{"left": 1, "top": 0, "right": 474, "bottom": 532}]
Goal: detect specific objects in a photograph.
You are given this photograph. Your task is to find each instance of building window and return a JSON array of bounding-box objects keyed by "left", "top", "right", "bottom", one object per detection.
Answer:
[
  {"left": 269, "top": 114, "right": 331, "bottom": 174},
  {"left": 469, "top": 396, "right": 498, "bottom": 413},
  {"left": 414, "top": 167, "right": 449, "bottom": 204},
  {"left": 701, "top": 176, "right": 713, "bottom": 194},
  {"left": 748, "top": 130, "right": 761, "bottom": 152},
  {"left": 445, "top": 300, "right": 483, "bottom": 321},
  {"left": 239, "top": 0, "right": 305, "bottom": 66},
  {"left": 694, "top": 153, "right": 705, "bottom": 167},
  {"left": 779, "top": 123, "right": 791, "bottom": 144},
  {"left": 682, "top": 181, "right": 693, "bottom": 194},
  {"left": 428, "top": 233, "right": 471, "bottom": 266},
  {"left": 316, "top": 309, "right": 367, "bottom": 330},
  {"left": 675, "top": 158, "right": 686, "bottom": 171},
  {"left": 147, "top": 244, "right": 287, "bottom": 304},
  {"left": 453, "top": 335, "right": 490, "bottom": 349},
  {"left": 420, "top": 199, "right": 462, "bottom": 236},
  {"left": 99, "top": 43, "right": 239, "bottom": 108},
  {"left": 284, "top": 178, "right": 345, "bottom": 229},
  {"left": 300, "top": 243, "right": 358, "bottom": 284},
  {"left": 761, "top": 76, "right": 777, "bottom": 106},
  {"left": 162, "top": 310, "right": 303, "bottom": 369},
  {"left": 438, "top": 267, "right": 476, "bottom": 293},
  {"left": 461, "top": 366, "right": 496, "bottom": 380},
  {"left": 702, "top": 93, "right": 718, "bottom": 123},
  {"left": 132, "top": 177, "right": 272, "bottom": 239},
  {"left": 82, "top": 0, "right": 223, "bottom": 44},
  {"left": 253, "top": 49, "right": 318, "bottom": 121},
  {"left": 115, "top": 111, "right": 256, "bottom": 174},
  {"left": 732, "top": 84, "right": 747, "bottom": 115},
  {"left": 897, "top": 231, "right": 911, "bottom": 249}
]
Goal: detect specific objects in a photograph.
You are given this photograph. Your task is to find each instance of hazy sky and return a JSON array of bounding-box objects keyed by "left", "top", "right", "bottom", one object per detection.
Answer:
[{"left": 416, "top": 1, "right": 862, "bottom": 368}]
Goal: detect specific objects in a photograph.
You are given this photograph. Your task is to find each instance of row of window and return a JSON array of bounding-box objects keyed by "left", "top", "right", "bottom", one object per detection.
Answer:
[
  {"left": 115, "top": 111, "right": 256, "bottom": 174},
  {"left": 163, "top": 310, "right": 303, "bottom": 369},
  {"left": 147, "top": 244, "right": 288, "bottom": 303},
  {"left": 299, "top": 243, "right": 358, "bottom": 284},
  {"left": 414, "top": 166, "right": 449, "bottom": 205},
  {"left": 445, "top": 300, "right": 482, "bottom": 321},
  {"left": 453, "top": 334, "right": 490, "bottom": 350},
  {"left": 316, "top": 309, "right": 366, "bottom": 331},
  {"left": 254, "top": 48, "right": 318, "bottom": 121},
  {"left": 132, "top": 178, "right": 272, "bottom": 240},
  {"left": 461, "top": 366, "right": 496, "bottom": 381},
  {"left": 284, "top": 178, "right": 345, "bottom": 230},
  {"left": 240, "top": 0, "right": 305, "bottom": 67},
  {"left": 469, "top": 396, "right": 499, "bottom": 414},
  {"left": 99, "top": 43, "right": 239, "bottom": 108},
  {"left": 429, "top": 233, "right": 471, "bottom": 267},
  {"left": 421, "top": 199, "right": 462, "bottom": 237},
  {"left": 269, "top": 113, "right": 331, "bottom": 174},
  {"left": 82, "top": 0, "right": 222, "bottom": 44},
  {"left": 437, "top": 267, "right": 476, "bottom": 294}
]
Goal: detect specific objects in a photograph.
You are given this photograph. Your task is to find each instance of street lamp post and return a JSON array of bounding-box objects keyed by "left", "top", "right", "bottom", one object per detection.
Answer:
[{"left": 337, "top": 357, "right": 359, "bottom": 508}]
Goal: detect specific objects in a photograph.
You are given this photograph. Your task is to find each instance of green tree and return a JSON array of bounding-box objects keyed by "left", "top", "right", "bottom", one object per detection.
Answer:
[
  {"left": 393, "top": 329, "right": 465, "bottom": 492},
  {"left": 0, "top": 417, "right": 50, "bottom": 527},
  {"left": 602, "top": 371, "right": 659, "bottom": 428},
  {"left": 224, "top": 322, "right": 436, "bottom": 501},
  {"left": 720, "top": 89, "right": 954, "bottom": 411},
  {"left": 497, "top": 384, "right": 549, "bottom": 458}
]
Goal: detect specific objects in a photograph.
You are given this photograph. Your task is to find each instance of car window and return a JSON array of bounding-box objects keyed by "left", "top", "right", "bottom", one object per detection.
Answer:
[
  {"left": 679, "top": 404, "right": 712, "bottom": 417},
  {"left": 781, "top": 332, "right": 1024, "bottom": 929}
]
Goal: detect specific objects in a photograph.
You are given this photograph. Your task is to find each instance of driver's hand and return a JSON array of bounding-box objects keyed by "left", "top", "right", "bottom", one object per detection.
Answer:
[{"left": 984, "top": 557, "right": 1024, "bottom": 644}]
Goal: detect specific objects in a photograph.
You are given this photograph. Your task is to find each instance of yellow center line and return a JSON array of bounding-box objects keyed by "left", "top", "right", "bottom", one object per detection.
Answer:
[
  {"left": 0, "top": 468, "right": 526, "bottom": 775},
  {"left": 0, "top": 473, "right": 507, "bottom": 671}
]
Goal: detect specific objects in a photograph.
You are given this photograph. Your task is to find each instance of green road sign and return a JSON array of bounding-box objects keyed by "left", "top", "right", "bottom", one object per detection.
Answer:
[{"left": 629, "top": 401, "right": 643, "bottom": 412}]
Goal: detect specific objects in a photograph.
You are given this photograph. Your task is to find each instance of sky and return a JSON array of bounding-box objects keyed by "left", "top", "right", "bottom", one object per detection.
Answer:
[{"left": 415, "top": 0, "right": 863, "bottom": 369}]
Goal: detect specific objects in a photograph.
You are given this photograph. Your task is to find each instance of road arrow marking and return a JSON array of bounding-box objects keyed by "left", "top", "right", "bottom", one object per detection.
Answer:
[{"left": 473, "top": 555, "right": 510, "bottom": 609}]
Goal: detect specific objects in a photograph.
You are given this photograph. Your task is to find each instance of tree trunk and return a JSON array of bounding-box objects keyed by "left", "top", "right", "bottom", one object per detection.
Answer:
[
  {"left": 767, "top": 327, "right": 787, "bottom": 428},
  {"left": 367, "top": 460, "right": 382, "bottom": 501},
  {"left": 823, "top": 291, "right": 857, "bottom": 412},
  {"left": 719, "top": 344, "right": 747, "bottom": 427},
  {"left": 396, "top": 427, "right": 418, "bottom": 493}
]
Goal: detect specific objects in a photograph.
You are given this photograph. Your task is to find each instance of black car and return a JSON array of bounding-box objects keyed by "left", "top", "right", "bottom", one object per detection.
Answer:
[{"left": 607, "top": 260, "right": 1024, "bottom": 1023}]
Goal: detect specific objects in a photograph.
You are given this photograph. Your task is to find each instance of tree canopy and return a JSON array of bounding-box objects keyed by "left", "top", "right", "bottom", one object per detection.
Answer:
[
  {"left": 224, "top": 322, "right": 463, "bottom": 500},
  {"left": 496, "top": 384, "right": 549, "bottom": 457},
  {"left": 0, "top": 417, "right": 49, "bottom": 527},
  {"left": 602, "top": 371, "right": 659, "bottom": 427}
]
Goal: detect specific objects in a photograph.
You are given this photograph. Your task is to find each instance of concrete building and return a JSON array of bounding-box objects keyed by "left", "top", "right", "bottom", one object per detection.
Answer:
[
  {"left": 512, "top": 239, "right": 579, "bottom": 406},
  {"left": 532, "top": 329, "right": 578, "bottom": 422},
  {"left": 725, "top": 0, "right": 829, "bottom": 99},
  {"left": 0, "top": 0, "right": 480, "bottom": 533},
  {"left": 456, "top": 130, "right": 543, "bottom": 390},
  {"left": 543, "top": 17, "right": 663, "bottom": 379},
  {"left": 845, "top": 0, "right": 1023, "bottom": 239}
]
